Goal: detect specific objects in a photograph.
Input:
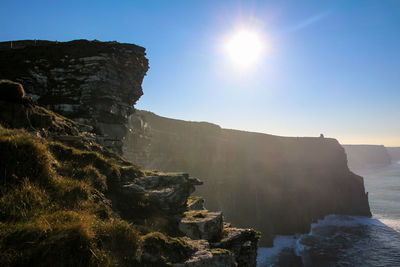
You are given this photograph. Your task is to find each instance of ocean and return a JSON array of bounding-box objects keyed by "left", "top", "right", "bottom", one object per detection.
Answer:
[{"left": 257, "top": 161, "right": 400, "bottom": 266}]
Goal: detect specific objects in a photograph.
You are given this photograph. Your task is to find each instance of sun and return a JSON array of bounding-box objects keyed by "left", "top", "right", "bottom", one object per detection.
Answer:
[{"left": 225, "top": 30, "right": 264, "bottom": 69}]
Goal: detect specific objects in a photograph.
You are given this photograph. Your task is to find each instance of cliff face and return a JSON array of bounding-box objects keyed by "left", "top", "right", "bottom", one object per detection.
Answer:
[
  {"left": 124, "top": 110, "right": 371, "bottom": 246},
  {"left": 343, "top": 144, "right": 392, "bottom": 170},
  {"left": 0, "top": 40, "right": 149, "bottom": 151},
  {"left": 387, "top": 147, "right": 400, "bottom": 161},
  {"left": 0, "top": 39, "right": 260, "bottom": 266}
]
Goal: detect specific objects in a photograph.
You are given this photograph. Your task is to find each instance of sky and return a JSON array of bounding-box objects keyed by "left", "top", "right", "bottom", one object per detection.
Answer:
[{"left": 1, "top": 0, "right": 399, "bottom": 146}]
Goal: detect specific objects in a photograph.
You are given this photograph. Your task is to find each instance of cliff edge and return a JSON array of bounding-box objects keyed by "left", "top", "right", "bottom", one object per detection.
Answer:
[
  {"left": 124, "top": 110, "right": 372, "bottom": 246},
  {"left": 0, "top": 40, "right": 260, "bottom": 266}
]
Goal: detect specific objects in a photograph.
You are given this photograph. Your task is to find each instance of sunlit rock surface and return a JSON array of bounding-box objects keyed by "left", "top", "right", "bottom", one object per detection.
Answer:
[
  {"left": 119, "top": 173, "right": 202, "bottom": 215},
  {"left": 0, "top": 39, "right": 148, "bottom": 152},
  {"left": 124, "top": 110, "right": 372, "bottom": 246},
  {"left": 179, "top": 210, "right": 223, "bottom": 241}
]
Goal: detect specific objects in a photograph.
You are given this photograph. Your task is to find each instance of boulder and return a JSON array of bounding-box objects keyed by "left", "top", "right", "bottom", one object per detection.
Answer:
[
  {"left": 179, "top": 210, "right": 223, "bottom": 242},
  {"left": 119, "top": 173, "right": 202, "bottom": 215},
  {"left": 212, "top": 225, "right": 260, "bottom": 267}
]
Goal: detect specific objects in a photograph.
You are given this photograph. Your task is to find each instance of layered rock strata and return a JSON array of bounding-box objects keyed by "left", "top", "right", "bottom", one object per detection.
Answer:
[{"left": 0, "top": 39, "right": 149, "bottom": 152}]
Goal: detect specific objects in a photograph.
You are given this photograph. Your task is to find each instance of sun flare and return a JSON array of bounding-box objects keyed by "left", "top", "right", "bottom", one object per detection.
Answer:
[{"left": 225, "top": 30, "right": 264, "bottom": 69}]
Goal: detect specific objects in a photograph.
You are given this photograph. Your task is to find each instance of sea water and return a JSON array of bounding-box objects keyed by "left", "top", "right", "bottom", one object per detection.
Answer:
[{"left": 257, "top": 161, "right": 400, "bottom": 266}]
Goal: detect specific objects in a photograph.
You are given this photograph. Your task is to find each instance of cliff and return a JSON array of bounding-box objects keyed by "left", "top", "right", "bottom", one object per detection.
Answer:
[
  {"left": 0, "top": 80, "right": 259, "bottom": 266},
  {"left": 387, "top": 147, "right": 400, "bottom": 161},
  {"left": 0, "top": 39, "right": 149, "bottom": 152},
  {"left": 124, "top": 110, "right": 372, "bottom": 246},
  {"left": 343, "top": 144, "right": 392, "bottom": 170}
]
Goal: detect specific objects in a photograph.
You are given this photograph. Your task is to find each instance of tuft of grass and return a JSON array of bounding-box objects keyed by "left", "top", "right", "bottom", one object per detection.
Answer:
[
  {"left": 0, "top": 178, "right": 52, "bottom": 222},
  {"left": 184, "top": 210, "right": 208, "bottom": 218},
  {"left": 210, "top": 248, "right": 230, "bottom": 255},
  {"left": 0, "top": 211, "right": 99, "bottom": 267},
  {"left": 0, "top": 127, "right": 55, "bottom": 188},
  {"left": 187, "top": 196, "right": 202, "bottom": 207},
  {"left": 95, "top": 219, "right": 141, "bottom": 266},
  {"left": 57, "top": 163, "right": 107, "bottom": 192},
  {"left": 48, "top": 142, "right": 122, "bottom": 186},
  {"left": 141, "top": 232, "right": 194, "bottom": 264}
]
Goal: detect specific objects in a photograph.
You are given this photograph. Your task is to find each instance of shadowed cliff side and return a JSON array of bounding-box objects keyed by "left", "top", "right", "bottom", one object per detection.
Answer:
[{"left": 124, "top": 110, "right": 372, "bottom": 246}]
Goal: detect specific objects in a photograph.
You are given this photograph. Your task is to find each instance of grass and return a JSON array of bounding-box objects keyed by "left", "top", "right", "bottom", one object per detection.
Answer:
[
  {"left": 210, "top": 248, "right": 230, "bottom": 255},
  {"left": 184, "top": 210, "right": 208, "bottom": 218},
  {"left": 0, "top": 124, "right": 193, "bottom": 266},
  {"left": 187, "top": 195, "right": 202, "bottom": 206},
  {"left": 141, "top": 232, "right": 194, "bottom": 264}
]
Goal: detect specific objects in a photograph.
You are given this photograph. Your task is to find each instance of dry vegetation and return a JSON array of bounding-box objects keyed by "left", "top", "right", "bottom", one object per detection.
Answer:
[{"left": 0, "top": 125, "right": 192, "bottom": 266}]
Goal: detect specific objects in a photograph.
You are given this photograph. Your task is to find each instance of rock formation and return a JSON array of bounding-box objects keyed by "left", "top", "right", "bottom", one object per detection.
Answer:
[
  {"left": 0, "top": 40, "right": 260, "bottom": 266},
  {"left": 343, "top": 144, "right": 392, "bottom": 169},
  {"left": 123, "top": 110, "right": 372, "bottom": 246},
  {"left": 0, "top": 39, "right": 148, "bottom": 152}
]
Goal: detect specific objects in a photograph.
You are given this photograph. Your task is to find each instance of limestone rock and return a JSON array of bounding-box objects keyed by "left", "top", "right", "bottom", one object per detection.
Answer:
[
  {"left": 179, "top": 210, "right": 223, "bottom": 242},
  {"left": 212, "top": 225, "right": 260, "bottom": 267},
  {"left": 0, "top": 39, "right": 149, "bottom": 152},
  {"left": 119, "top": 173, "right": 203, "bottom": 215}
]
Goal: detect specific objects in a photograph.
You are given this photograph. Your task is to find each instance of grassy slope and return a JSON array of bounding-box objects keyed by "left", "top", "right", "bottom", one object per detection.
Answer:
[{"left": 0, "top": 125, "right": 193, "bottom": 266}]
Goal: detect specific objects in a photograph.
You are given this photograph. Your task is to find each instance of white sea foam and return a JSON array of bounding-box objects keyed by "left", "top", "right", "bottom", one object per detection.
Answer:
[
  {"left": 257, "top": 214, "right": 397, "bottom": 266},
  {"left": 309, "top": 214, "right": 386, "bottom": 231}
]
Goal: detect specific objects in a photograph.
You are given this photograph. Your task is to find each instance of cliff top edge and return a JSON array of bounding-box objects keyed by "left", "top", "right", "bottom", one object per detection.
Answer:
[{"left": 0, "top": 39, "right": 146, "bottom": 55}]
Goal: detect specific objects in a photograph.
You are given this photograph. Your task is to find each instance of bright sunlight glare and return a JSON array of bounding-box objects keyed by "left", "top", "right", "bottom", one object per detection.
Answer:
[{"left": 225, "top": 30, "right": 264, "bottom": 70}]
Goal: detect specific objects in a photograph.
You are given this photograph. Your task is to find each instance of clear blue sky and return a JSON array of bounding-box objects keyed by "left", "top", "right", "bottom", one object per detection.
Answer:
[{"left": 1, "top": 0, "right": 399, "bottom": 145}]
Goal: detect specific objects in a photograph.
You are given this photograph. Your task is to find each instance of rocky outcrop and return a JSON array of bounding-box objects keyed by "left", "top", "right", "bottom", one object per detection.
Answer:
[
  {"left": 179, "top": 210, "right": 223, "bottom": 241},
  {"left": 0, "top": 39, "right": 149, "bottom": 152},
  {"left": 213, "top": 223, "right": 260, "bottom": 267},
  {"left": 123, "top": 110, "right": 372, "bottom": 246},
  {"left": 0, "top": 76, "right": 259, "bottom": 266},
  {"left": 343, "top": 144, "right": 392, "bottom": 169},
  {"left": 177, "top": 197, "right": 260, "bottom": 266},
  {"left": 116, "top": 172, "right": 203, "bottom": 217}
]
